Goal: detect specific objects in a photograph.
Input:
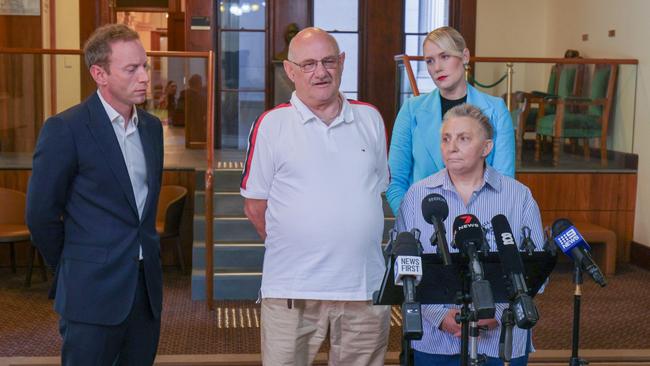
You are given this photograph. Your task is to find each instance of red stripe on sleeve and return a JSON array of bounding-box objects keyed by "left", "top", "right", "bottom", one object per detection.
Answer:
[
  {"left": 241, "top": 103, "right": 291, "bottom": 190},
  {"left": 348, "top": 99, "right": 381, "bottom": 113}
]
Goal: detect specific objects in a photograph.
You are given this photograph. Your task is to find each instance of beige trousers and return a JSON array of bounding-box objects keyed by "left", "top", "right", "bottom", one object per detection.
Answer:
[{"left": 260, "top": 298, "right": 391, "bottom": 366}]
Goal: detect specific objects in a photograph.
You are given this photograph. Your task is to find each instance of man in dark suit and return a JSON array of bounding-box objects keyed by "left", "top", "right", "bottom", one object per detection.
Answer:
[{"left": 26, "top": 24, "right": 164, "bottom": 366}]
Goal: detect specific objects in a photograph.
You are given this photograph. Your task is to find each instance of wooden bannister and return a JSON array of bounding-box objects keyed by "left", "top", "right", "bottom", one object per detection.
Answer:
[{"left": 205, "top": 50, "right": 215, "bottom": 311}]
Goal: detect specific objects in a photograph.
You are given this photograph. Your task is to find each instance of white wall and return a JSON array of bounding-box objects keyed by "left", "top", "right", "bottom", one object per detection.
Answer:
[
  {"left": 476, "top": 0, "right": 649, "bottom": 247},
  {"left": 475, "top": 0, "right": 549, "bottom": 98},
  {"left": 545, "top": 0, "right": 637, "bottom": 152}
]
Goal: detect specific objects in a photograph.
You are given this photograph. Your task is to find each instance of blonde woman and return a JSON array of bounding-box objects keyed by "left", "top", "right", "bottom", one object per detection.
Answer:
[{"left": 387, "top": 26, "right": 515, "bottom": 214}]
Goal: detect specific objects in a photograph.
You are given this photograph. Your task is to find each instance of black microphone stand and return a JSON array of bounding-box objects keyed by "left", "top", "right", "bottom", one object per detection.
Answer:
[
  {"left": 400, "top": 279, "right": 421, "bottom": 366},
  {"left": 456, "top": 270, "right": 487, "bottom": 366},
  {"left": 401, "top": 335, "right": 413, "bottom": 366},
  {"left": 570, "top": 262, "right": 588, "bottom": 366},
  {"left": 498, "top": 306, "right": 514, "bottom": 365}
]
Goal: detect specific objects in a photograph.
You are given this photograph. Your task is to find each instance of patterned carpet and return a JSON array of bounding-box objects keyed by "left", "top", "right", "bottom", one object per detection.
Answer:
[{"left": 1, "top": 263, "right": 649, "bottom": 357}]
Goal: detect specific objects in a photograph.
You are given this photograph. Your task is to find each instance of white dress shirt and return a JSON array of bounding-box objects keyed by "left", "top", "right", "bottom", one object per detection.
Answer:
[{"left": 97, "top": 91, "right": 148, "bottom": 259}]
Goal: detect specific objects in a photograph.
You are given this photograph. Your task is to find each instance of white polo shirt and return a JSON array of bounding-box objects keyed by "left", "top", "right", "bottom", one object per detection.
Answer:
[{"left": 240, "top": 92, "right": 389, "bottom": 300}]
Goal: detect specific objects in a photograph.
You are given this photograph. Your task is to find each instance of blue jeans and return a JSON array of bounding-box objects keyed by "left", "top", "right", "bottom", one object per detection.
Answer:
[{"left": 413, "top": 351, "right": 529, "bottom": 366}]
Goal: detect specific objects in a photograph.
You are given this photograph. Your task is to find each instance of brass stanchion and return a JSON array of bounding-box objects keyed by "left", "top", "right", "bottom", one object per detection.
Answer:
[{"left": 506, "top": 62, "right": 514, "bottom": 111}]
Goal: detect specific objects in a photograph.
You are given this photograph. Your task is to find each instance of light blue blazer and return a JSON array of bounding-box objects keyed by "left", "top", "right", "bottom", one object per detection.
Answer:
[{"left": 387, "top": 83, "right": 515, "bottom": 214}]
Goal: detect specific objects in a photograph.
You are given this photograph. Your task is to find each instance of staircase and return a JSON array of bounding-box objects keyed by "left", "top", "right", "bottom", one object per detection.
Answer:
[{"left": 191, "top": 168, "right": 395, "bottom": 301}]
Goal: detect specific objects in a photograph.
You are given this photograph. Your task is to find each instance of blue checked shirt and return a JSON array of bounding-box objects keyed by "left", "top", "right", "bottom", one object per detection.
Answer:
[{"left": 394, "top": 166, "right": 545, "bottom": 358}]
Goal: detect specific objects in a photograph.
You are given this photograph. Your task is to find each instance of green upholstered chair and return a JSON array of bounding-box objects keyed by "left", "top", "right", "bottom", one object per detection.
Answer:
[
  {"left": 534, "top": 64, "right": 617, "bottom": 166},
  {"left": 513, "top": 64, "right": 582, "bottom": 161}
]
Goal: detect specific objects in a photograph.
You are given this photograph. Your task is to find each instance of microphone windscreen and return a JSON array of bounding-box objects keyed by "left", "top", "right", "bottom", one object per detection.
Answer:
[
  {"left": 421, "top": 193, "right": 449, "bottom": 224},
  {"left": 491, "top": 214, "right": 525, "bottom": 275},
  {"left": 491, "top": 214, "right": 515, "bottom": 249},
  {"left": 551, "top": 218, "right": 573, "bottom": 237},
  {"left": 393, "top": 231, "right": 420, "bottom": 256},
  {"left": 452, "top": 214, "right": 483, "bottom": 248},
  {"left": 551, "top": 218, "right": 590, "bottom": 257}
]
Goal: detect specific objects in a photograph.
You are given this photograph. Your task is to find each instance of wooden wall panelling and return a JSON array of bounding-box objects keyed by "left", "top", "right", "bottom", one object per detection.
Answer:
[
  {"left": 0, "top": 12, "right": 43, "bottom": 153},
  {"left": 622, "top": 173, "right": 637, "bottom": 211},
  {"left": 517, "top": 173, "right": 634, "bottom": 211},
  {"left": 448, "top": 0, "right": 476, "bottom": 56},
  {"left": 358, "top": 0, "right": 403, "bottom": 138},
  {"left": 270, "top": 0, "right": 309, "bottom": 111},
  {"left": 519, "top": 172, "right": 637, "bottom": 263},
  {"left": 0, "top": 169, "right": 31, "bottom": 192},
  {"left": 182, "top": 0, "right": 211, "bottom": 148},
  {"left": 0, "top": 14, "right": 42, "bottom": 48},
  {"left": 167, "top": 11, "right": 186, "bottom": 51},
  {"left": 271, "top": 0, "right": 309, "bottom": 57},
  {"left": 185, "top": 0, "right": 212, "bottom": 52},
  {"left": 79, "top": 0, "right": 112, "bottom": 100}
]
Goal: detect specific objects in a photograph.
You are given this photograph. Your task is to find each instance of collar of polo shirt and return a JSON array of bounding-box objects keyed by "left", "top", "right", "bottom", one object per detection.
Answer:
[{"left": 290, "top": 92, "right": 355, "bottom": 126}]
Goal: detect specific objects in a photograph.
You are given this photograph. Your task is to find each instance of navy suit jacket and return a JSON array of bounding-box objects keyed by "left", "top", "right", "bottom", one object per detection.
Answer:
[{"left": 26, "top": 92, "right": 164, "bottom": 326}]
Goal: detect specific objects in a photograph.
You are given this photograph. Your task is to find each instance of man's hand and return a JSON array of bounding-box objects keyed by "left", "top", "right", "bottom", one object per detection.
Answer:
[
  {"left": 439, "top": 309, "right": 462, "bottom": 337},
  {"left": 477, "top": 318, "right": 499, "bottom": 331},
  {"left": 244, "top": 198, "right": 268, "bottom": 240}
]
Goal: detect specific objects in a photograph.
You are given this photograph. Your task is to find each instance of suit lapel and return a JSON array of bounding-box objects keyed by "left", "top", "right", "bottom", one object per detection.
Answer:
[
  {"left": 138, "top": 115, "right": 159, "bottom": 218},
  {"left": 421, "top": 90, "right": 445, "bottom": 170},
  {"left": 85, "top": 93, "right": 139, "bottom": 217},
  {"left": 466, "top": 84, "right": 490, "bottom": 115}
]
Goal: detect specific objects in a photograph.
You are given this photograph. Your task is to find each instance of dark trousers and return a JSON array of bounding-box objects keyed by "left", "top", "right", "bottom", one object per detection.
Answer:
[{"left": 59, "top": 265, "right": 161, "bottom": 366}]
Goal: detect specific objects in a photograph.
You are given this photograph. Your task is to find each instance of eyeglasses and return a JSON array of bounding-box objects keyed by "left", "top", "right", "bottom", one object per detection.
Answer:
[{"left": 287, "top": 55, "right": 341, "bottom": 73}]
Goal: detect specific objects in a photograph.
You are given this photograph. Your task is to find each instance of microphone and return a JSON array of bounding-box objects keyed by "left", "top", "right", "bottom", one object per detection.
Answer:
[
  {"left": 421, "top": 193, "right": 453, "bottom": 266},
  {"left": 520, "top": 225, "right": 536, "bottom": 256},
  {"left": 543, "top": 225, "right": 557, "bottom": 256},
  {"left": 552, "top": 219, "right": 607, "bottom": 287},
  {"left": 393, "top": 231, "right": 422, "bottom": 301},
  {"left": 383, "top": 228, "right": 398, "bottom": 258},
  {"left": 491, "top": 214, "right": 539, "bottom": 329},
  {"left": 392, "top": 231, "right": 423, "bottom": 340},
  {"left": 452, "top": 214, "right": 495, "bottom": 319}
]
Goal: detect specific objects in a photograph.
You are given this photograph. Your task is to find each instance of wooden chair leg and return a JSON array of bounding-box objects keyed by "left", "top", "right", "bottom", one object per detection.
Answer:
[
  {"left": 9, "top": 242, "right": 16, "bottom": 273},
  {"left": 37, "top": 249, "right": 48, "bottom": 282},
  {"left": 600, "top": 137, "right": 608, "bottom": 166},
  {"left": 570, "top": 138, "right": 578, "bottom": 153},
  {"left": 552, "top": 137, "right": 561, "bottom": 166},
  {"left": 535, "top": 134, "right": 542, "bottom": 161},
  {"left": 25, "top": 245, "right": 35, "bottom": 287},
  {"left": 175, "top": 237, "right": 185, "bottom": 272},
  {"left": 583, "top": 138, "right": 590, "bottom": 161}
]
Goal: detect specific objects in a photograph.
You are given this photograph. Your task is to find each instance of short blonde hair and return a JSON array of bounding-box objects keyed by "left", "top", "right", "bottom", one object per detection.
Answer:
[
  {"left": 443, "top": 103, "right": 493, "bottom": 140},
  {"left": 423, "top": 26, "right": 467, "bottom": 58}
]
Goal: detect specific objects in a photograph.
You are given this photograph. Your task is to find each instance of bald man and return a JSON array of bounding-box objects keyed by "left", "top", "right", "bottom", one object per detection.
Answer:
[{"left": 240, "top": 27, "right": 391, "bottom": 365}]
